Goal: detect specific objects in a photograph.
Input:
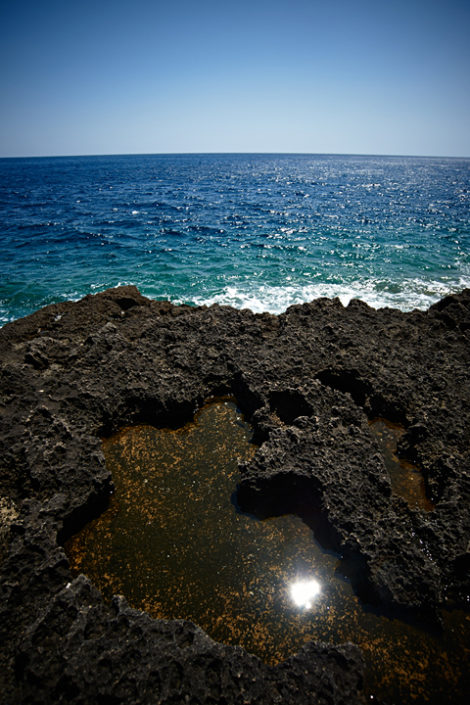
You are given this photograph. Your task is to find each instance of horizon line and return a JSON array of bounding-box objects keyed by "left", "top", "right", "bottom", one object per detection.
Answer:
[{"left": 1, "top": 150, "right": 469, "bottom": 161}]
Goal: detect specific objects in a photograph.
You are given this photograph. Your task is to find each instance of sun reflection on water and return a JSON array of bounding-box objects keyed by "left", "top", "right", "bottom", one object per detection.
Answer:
[{"left": 289, "top": 578, "right": 322, "bottom": 610}]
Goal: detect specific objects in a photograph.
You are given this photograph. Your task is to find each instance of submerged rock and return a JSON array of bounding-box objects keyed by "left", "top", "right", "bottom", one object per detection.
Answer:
[{"left": 1, "top": 285, "right": 470, "bottom": 704}]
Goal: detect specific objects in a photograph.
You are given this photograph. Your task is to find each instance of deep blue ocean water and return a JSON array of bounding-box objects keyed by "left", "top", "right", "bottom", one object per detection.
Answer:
[{"left": 1, "top": 153, "right": 469, "bottom": 325}]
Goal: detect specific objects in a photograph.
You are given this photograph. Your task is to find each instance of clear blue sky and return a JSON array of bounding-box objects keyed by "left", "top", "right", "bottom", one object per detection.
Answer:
[{"left": 1, "top": 0, "right": 469, "bottom": 157}]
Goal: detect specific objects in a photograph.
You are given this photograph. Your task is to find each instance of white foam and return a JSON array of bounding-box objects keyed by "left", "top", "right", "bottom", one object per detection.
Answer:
[{"left": 185, "top": 275, "right": 470, "bottom": 315}]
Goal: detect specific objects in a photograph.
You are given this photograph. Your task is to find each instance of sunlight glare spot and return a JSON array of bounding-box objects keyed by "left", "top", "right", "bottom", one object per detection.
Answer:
[{"left": 290, "top": 578, "right": 321, "bottom": 609}]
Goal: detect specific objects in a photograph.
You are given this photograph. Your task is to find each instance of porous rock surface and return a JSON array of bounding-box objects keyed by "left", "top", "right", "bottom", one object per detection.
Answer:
[{"left": 1, "top": 286, "right": 469, "bottom": 704}]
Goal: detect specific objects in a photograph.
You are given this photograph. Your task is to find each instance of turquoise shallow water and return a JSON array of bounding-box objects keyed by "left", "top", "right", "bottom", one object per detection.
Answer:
[{"left": 1, "top": 153, "right": 469, "bottom": 324}]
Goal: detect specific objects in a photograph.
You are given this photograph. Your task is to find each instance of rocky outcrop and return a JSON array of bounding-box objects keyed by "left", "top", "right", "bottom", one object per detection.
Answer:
[{"left": 1, "top": 286, "right": 469, "bottom": 704}]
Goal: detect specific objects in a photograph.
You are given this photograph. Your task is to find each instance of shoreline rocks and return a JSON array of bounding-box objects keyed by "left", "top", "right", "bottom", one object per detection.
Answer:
[{"left": 1, "top": 286, "right": 470, "bottom": 704}]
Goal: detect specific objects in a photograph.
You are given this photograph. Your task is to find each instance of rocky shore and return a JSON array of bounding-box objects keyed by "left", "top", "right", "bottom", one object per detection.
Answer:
[{"left": 1, "top": 286, "right": 469, "bottom": 704}]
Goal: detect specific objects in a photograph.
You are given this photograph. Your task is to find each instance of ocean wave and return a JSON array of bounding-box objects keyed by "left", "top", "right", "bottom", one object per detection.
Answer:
[
  {"left": 2, "top": 154, "right": 469, "bottom": 324},
  {"left": 185, "top": 276, "right": 470, "bottom": 314}
]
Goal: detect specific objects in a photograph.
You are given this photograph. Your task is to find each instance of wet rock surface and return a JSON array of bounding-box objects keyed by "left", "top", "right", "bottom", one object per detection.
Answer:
[{"left": 1, "top": 285, "right": 469, "bottom": 704}]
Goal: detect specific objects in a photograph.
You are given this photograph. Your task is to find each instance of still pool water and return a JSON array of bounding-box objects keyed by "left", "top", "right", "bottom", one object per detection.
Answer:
[
  {"left": 65, "top": 400, "right": 470, "bottom": 704},
  {"left": 369, "top": 418, "right": 434, "bottom": 512}
]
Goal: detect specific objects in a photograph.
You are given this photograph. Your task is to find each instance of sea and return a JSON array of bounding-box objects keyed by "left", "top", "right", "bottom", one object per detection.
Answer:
[{"left": 1, "top": 153, "right": 469, "bottom": 325}]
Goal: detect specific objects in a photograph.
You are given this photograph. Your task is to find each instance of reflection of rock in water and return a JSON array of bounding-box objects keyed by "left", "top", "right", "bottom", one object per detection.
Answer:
[
  {"left": 67, "top": 399, "right": 331, "bottom": 664},
  {"left": 369, "top": 418, "right": 434, "bottom": 512},
  {"left": 0, "top": 497, "right": 18, "bottom": 563},
  {"left": 66, "top": 400, "right": 469, "bottom": 704}
]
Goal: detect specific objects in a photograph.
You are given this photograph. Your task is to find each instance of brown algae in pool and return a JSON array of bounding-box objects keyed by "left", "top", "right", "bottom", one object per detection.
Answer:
[
  {"left": 369, "top": 418, "right": 434, "bottom": 511},
  {"left": 65, "top": 400, "right": 469, "bottom": 703}
]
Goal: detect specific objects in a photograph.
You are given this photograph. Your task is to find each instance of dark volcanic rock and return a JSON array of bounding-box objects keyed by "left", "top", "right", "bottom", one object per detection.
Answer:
[{"left": 1, "top": 285, "right": 470, "bottom": 704}]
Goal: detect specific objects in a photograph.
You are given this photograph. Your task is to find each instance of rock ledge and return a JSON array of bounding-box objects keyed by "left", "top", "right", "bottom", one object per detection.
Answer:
[{"left": 1, "top": 286, "right": 470, "bottom": 704}]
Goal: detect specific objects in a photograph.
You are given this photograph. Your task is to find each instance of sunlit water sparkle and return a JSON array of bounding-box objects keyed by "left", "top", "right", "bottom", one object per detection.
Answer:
[{"left": 1, "top": 153, "right": 469, "bottom": 324}]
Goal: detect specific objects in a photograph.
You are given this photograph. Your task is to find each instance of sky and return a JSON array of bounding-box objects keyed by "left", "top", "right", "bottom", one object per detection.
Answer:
[{"left": 0, "top": 0, "right": 469, "bottom": 158}]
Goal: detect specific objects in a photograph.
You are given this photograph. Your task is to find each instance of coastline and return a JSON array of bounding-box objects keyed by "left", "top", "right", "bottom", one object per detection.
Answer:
[
  {"left": 1, "top": 285, "right": 469, "bottom": 704},
  {"left": 2, "top": 153, "right": 469, "bottom": 328}
]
